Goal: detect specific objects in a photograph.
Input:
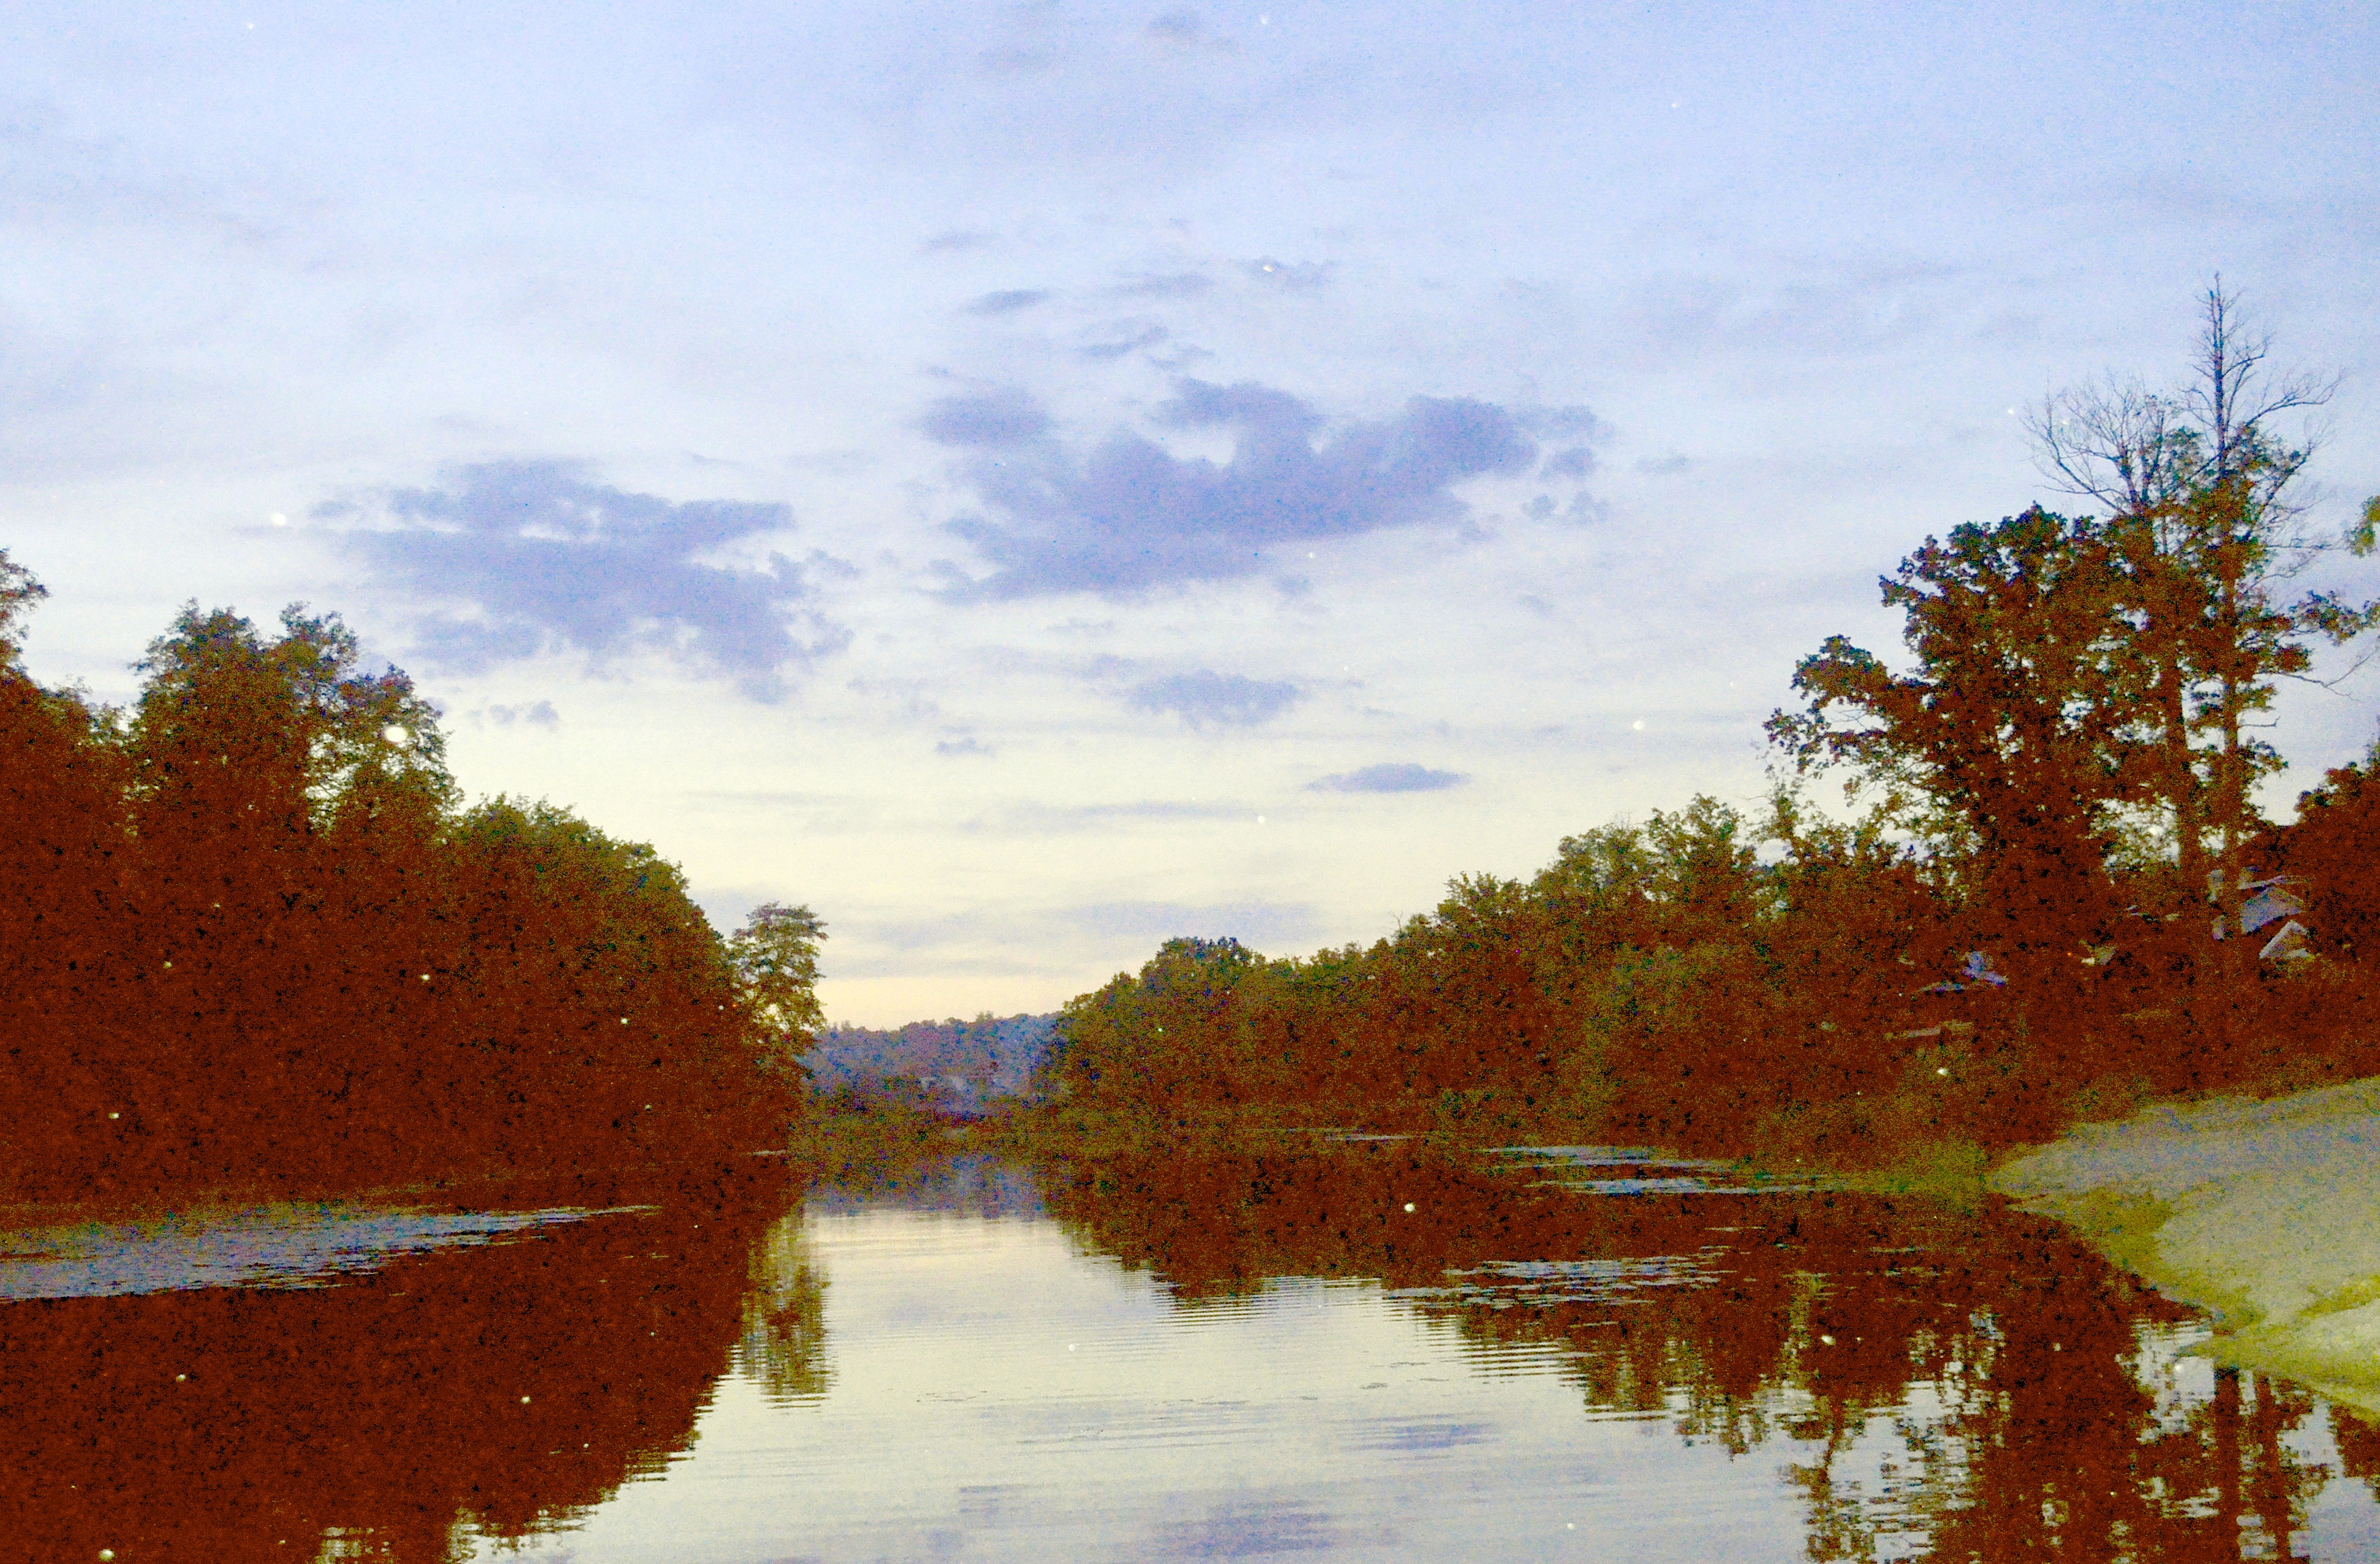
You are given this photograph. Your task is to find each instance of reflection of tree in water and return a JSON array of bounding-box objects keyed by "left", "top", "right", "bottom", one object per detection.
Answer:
[
  {"left": 0, "top": 1164, "right": 819, "bottom": 1563},
  {"left": 740, "top": 1208, "right": 832, "bottom": 1404},
  {"left": 1034, "top": 1140, "right": 2349, "bottom": 1562},
  {"left": 2334, "top": 1402, "right": 2380, "bottom": 1503}
]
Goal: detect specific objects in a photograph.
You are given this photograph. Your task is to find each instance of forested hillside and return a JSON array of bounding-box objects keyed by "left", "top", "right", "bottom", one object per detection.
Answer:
[{"left": 809, "top": 1013, "right": 1055, "bottom": 1111}]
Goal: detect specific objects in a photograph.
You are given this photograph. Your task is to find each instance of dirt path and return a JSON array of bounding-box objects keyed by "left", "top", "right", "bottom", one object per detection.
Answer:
[{"left": 1990, "top": 1076, "right": 2380, "bottom": 1414}]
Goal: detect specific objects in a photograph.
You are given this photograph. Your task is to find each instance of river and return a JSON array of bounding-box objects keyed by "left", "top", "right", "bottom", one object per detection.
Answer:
[{"left": 3, "top": 1140, "right": 2376, "bottom": 1561}]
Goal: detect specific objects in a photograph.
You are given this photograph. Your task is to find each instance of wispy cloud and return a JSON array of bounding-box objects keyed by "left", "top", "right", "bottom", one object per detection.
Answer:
[
  {"left": 1540, "top": 445, "right": 1594, "bottom": 480},
  {"left": 1242, "top": 256, "right": 1331, "bottom": 290},
  {"left": 966, "top": 288, "right": 1051, "bottom": 316},
  {"left": 1113, "top": 271, "right": 1212, "bottom": 298},
  {"left": 835, "top": 898, "right": 1319, "bottom": 971},
  {"left": 1308, "top": 762, "right": 1468, "bottom": 793},
  {"left": 1080, "top": 324, "right": 1169, "bottom": 360},
  {"left": 1127, "top": 669, "right": 1302, "bottom": 728},
  {"left": 322, "top": 460, "right": 847, "bottom": 698},
  {"left": 962, "top": 799, "right": 1247, "bottom": 834},
  {"left": 475, "top": 700, "right": 560, "bottom": 728},
  {"left": 1518, "top": 406, "right": 1607, "bottom": 442},
  {"left": 932, "top": 378, "right": 1549, "bottom": 598},
  {"left": 1146, "top": 9, "right": 1239, "bottom": 53},
  {"left": 918, "top": 389, "right": 1053, "bottom": 447},
  {"left": 1056, "top": 899, "right": 1314, "bottom": 950}
]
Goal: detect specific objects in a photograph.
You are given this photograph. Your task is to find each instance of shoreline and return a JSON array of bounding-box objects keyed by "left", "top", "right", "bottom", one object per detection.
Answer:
[{"left": 1990, "top": 1075, "right": 2380, "bottom": 1416}]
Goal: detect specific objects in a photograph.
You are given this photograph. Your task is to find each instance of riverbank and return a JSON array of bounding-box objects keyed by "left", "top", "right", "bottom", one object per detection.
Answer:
[{"left": 1989, "top": 1074, "right": 2380, "bottom": 1416}]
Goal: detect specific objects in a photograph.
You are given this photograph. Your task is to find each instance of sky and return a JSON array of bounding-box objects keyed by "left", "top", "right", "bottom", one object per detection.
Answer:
[{"left": 5, "top": 1, "right": 2377, "bottom": 1025}]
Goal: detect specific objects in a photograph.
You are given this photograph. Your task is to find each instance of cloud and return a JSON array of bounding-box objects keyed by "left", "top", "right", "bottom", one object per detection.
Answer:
[
  {"left": 479, "top": 700, "right": 560, "bottom": 728},
  {"left": 1527, "top": 491, "right": 1608, "bottom": 525},
  {"left": 966, "top": 288, "right": 1051, "bottom": 316},
  {"left": 1127, "top": 669, "right": 1302, "bottom": 728},
  {"left": 1518, "top": 406, "right": 1607, "bottom": 442},
  {"left": 977, "top": 46, "right": 1058, "bottom": 76},
  {"left": 963, "top": 799, "right": 1246, "bottom": 833},
  {"left": 1079, "top": 324, "right": 1169, "bottom": 360},
  {"left": 1058, "top": 899, "right": 1316, "bottom": 951},
  {"left": 1146, "top": 9, "right": 1237, "bottom": 52},
  {"left": 1242, "top": 256, "right": 1331, "bottom": 290},
  {"left": 1307, "top": 762, "right": 1468, "bottom": 794},
  {"left": 1540, "top": 445, "right": 1594, "bottom": 480},
  {"left": 921, "top": 231, "right": 998, "bottom": 253},
  {"left": 1114, "top": 272, "right": 1212, "bottom": 299},
  {"left": 936, "top": 734, "right": 993, "bottom": 757},
  {"left": 323, "top": 460, "right": 845, "bottom": 698},
  {"left": 827, "top": 898, "right": 1320, "bottom": 974},
  {"left": 919, "top": 388, "right": 1053, "bottom": 447},
  {"left": 936, "top": 377, "right": 1548, "bottom": 597}
]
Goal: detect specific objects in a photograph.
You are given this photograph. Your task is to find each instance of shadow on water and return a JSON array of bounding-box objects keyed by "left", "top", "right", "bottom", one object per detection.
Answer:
[
  {"left": 1032, "top": 1135, "right": 2380, "bottom": 1562},
  {"left": 0, "top": 1161, "right": 823, "bottom": 1563}
]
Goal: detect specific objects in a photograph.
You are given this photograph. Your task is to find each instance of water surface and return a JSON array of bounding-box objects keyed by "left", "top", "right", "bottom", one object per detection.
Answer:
[{"left": 5, "top": 1145, "right": 2378, "bottom": 1561}]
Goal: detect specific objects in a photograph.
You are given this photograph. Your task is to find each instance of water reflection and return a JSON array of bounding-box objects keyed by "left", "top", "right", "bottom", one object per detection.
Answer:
[
  {"left": 1036, "top": 1138, "right": 2377, "bottom": 1561},
  {"left": 741, "top": 1202, "right": 832, "bottom": 1406},
  {"left": 0, "top": 1163, "right": 812, "bottom": 1562},
  {"left": 5, "top": 1145, "right": 2378, "bottom": 1562}
]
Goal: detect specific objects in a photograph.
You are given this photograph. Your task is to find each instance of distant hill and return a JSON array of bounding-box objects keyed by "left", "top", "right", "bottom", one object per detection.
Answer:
[{"left": 803, "top": 1013, "right": 1057, "bottom": 1110}]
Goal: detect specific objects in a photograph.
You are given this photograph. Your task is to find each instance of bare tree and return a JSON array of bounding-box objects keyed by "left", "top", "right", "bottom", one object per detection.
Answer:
[{"left": 2025, "top": 281, "right": 2366, "bottom": 954}]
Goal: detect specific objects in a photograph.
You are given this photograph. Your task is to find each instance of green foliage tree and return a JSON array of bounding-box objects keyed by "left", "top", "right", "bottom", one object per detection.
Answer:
[
  {"left": 0, "top": 548, "right": 47, "bottom": 665},
  {"left": 726, "top": 902, "right": 828, "bottom": 1108},
  {"left": 726, "top": 903, "right": 828, "bottom": 1041},
  {"left": 1046, "top": 937, "right": 1261, "bottom": 1123}
]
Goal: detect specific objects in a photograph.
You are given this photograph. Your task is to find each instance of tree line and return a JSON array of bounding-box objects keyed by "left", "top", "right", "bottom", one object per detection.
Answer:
[
  {"left": 0, "top": 569, "right": 823, "bottom": 1199},
  {"left": 1039, "top": 287, "right": 2380, "bottom": 1162}
]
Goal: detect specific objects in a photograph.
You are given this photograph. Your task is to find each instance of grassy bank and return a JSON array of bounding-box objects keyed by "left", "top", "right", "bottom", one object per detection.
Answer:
[{"left": 1989, "top": 1072, "right": 2380, "bottom": 1416}]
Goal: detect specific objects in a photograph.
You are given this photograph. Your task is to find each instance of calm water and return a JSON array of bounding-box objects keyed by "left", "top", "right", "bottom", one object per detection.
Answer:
[{"left": 4, "top": 1143, "right": 2379, "bottom": 1562}]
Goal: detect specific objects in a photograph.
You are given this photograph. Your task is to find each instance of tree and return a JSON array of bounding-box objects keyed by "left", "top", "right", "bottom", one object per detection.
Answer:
[
  {"left": 130, "top": 602, "right": 454, "bottom": 826},
  {"left": 0, "top": 549, "right": 48, "bottom": 667},
  {"left": 2273, "top": 736, "right": 2380, "bottom": 962},
  {"left": 726, "top": 902, "right": 828, "bottom": 1047},
  {"left": 1769, "top": 507, "right": 2145, "bottom": 964},
  {"left": 1044, "top": 936, "right": 1262, "bottom": 1121},
  {"left": 2030, "top": 282, "right": 2372, "bottom": 947},
  {"left": 0, "top": 554, "right": 133, "bottom": 1188},
  {"left": 449, "top": 800, "right": 784, "bottom": 1160}
]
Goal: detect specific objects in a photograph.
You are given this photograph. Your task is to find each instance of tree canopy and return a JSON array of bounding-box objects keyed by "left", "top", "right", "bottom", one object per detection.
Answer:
[{"left": 0, "top": 567, "right": 816, "bottom": 1198}]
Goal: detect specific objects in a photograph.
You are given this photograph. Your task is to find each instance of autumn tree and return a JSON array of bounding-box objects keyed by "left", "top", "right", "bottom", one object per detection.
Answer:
[
  {"left": 1769, "top": 507, "right": 2146, "bottom": 968},
  {"left": 0, "top": 575, "right": 806, "bottom": 1192},
  {"left": 2273, "top": 738, "right": 2380, "bottom": 962},
  {"left": 2030, "top": 282, "right": 2374, "bottom": 945},
  {"left": 0, "top": 553, "right": 134, "bottom": 1183}
]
